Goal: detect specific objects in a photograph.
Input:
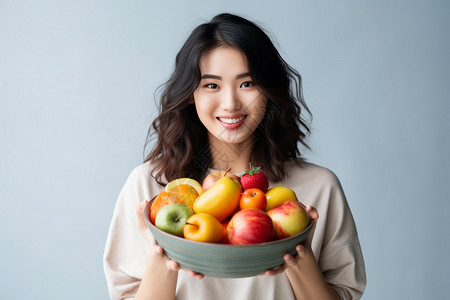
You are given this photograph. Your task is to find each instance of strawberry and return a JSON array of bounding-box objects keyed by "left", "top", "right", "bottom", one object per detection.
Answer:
[{"left": 240, "top": 166, "right": 268, "bottom": 192}]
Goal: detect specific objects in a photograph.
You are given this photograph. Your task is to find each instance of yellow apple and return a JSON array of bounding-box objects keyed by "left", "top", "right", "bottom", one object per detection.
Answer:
[
  {"left": 265, "top": 186, "right": 298, "bottom": 211},
  {"left": 183, "top": 213, "right": 223, "bottom": 243}
]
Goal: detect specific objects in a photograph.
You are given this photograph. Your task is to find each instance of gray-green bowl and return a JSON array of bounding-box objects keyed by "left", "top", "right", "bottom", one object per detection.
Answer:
[{"left": 144, "top": 199, "right": 314, "bottom": 278}]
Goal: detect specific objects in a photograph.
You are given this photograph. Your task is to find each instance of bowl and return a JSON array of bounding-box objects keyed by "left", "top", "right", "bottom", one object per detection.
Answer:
[{"left": 144, "top": 199, "right": 314, "bottom": 278}]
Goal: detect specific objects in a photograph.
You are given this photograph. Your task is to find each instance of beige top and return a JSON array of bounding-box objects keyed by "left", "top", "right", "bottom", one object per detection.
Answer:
[{"left": 103, "top": 160, "right": 366, "bottom": 299}]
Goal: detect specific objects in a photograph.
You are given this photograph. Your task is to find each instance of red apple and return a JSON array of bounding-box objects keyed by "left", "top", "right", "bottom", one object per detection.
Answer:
[
  {"left": 220, "top": 220, "right": 230, "bottom": 244},
  {"left": 267, "top": 201, "right": 310, "bottom": 239},
  {"left": 202, "top": 170, "right": 240, "bottom": 191},
  {"left": 227, "top": 208, "right": 275, "bottom": 245}
]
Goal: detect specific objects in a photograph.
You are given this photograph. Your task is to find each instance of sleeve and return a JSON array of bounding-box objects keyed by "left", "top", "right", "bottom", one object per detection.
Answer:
[
  {"left": 313, "top": 169, "right": 367, "bottom": 300},
  {"left": 103, "top": 164, "right": 158, "bottom": 300},
  {"left": 320, "top": 236, "right": 366, "bottom": 300}
]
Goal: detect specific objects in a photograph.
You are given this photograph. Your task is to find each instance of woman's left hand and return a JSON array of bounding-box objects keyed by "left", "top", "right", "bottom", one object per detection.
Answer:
[{"left": 261, "top": 204, "right": 319, "bottom": 276}]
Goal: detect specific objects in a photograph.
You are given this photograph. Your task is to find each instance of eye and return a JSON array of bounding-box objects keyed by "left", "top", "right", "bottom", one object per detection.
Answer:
[
  {"left": 206, "top": 83, "right": 219, "bottom": 89},
  {"left": 240, "top": 81, "right": 253, "bottom": 88}
]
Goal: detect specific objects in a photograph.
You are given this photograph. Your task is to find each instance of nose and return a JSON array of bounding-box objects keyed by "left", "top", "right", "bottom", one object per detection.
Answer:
[{"left": 220, "top": 87, "right": 241, "bottom": 111}]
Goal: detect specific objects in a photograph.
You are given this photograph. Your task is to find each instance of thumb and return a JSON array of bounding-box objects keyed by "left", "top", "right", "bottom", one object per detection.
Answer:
[
  {"left": 136, "top": 200, "right": 156, "bottom": 247},
  {"left": 136, "top": 200, "right": 149, "bottom": 232}
]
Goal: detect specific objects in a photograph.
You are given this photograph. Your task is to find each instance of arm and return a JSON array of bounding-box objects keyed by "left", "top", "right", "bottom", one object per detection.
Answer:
[
  {"left": 134, "top": 201, "right": 205, "bottom": 300},
  {"left": 135, "top": 201, "right": 178, "bottom": 300},
  {"left": 285, "top": 206, "right": 340, "bottom": 299},
  {"left": 265, "top": 206, "right": 341, "bottom": 300},
  {"left": 284, "top": 245, "right": 341, "bottom": 300},
  {"left": 103, "top": 164, "right": 183, "bottom": 300}
]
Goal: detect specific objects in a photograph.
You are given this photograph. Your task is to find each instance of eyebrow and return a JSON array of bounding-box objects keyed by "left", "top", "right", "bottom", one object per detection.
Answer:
[{"left": 201, "top": 72, "right": 251, "bottom": 80}]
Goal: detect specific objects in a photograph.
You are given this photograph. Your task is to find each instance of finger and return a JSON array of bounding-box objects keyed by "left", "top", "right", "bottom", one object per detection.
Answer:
[
  {"left": 136, "top": 200, "right": 157, "bottom": 247},
  {"left": 143, "top": 228, "right": 156, "bottom": 245},
  {"left": 296, "top": 244, "right": 308, "bottom": 258},
  {"left": 166, "top": 260, "right": 180, "bottom": 271},
  {"left": 187, "top": 270, "right": 196, "bottom": 277},
  {"left": 154, "top": 245, "right": 164, "bottom": 256},
  {"left": 264, "top": 264, "right": 286, "bottom": 276},
  {"left": 185, "top": 270, "right": 204, "bottom": 279},
  {"left": 283, "top": 253, "right": 297, "bottom": 266},
  {"left": 306, "top": 205, "right": 319, "bottom": 221},
  {"left": 136, "top": 200, "right": 150, "bottom": 231},
  {"left": 264, "top": 269, "right": 283, "bottom": 276}
]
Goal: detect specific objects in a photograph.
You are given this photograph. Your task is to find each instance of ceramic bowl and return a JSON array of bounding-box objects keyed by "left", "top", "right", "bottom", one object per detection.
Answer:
[{"left": 144, "top": 199, "right": 314, "bottom": 278}]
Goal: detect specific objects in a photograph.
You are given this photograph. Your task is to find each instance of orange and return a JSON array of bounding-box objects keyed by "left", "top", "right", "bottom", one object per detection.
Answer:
[
  {"left": 239, "top": 188, "right": 267, "bottom": 211},
  {"left": 150, "top": 185, "right": 199, "bottom": 224},
  {"left": 150, "top": 191, "right": 183, "bottom": 224},
  {"left": 168, "top": 184, "right": 199, "bottom": 208},
  {"left": 165, "top": 178, "right": 203, "bottom": 196}
]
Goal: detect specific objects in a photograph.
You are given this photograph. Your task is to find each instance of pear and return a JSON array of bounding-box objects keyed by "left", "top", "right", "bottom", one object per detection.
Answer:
[{"left": 193, "top": 176, "right": 242, "bottom": 222}]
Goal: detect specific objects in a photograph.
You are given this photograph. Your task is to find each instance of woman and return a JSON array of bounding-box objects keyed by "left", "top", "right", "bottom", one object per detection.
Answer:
[{"left": 104, "top": 13, "right": 366, "bottom": 300}]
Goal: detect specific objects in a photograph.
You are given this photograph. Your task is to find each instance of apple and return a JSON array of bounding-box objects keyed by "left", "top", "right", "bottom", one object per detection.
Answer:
[
  {"left": 265, "top": 186, "right": 298, "bottom": 211},
  {"left": 155, "top": 203, "right": 194, "bottom": 237},
  {"left": 227, "top": 208, "right": 276, "bottom": 245},
  {"left": 202, "top": 170, "right": 240, "bottom": 191},
  {"left": 220, "top": 220, "right": 230, "bottom": 244},
  {"left": 183, "top": 213, "right": 223, "bottom": 243},
  {"left": 267, "top": 201, "right": 310, "bottom": 239}
]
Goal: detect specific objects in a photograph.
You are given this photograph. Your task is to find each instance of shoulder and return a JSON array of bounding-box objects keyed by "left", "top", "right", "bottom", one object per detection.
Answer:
[
  {"left": 279, "top": 160, "right": 348, "bottom": 216},
  {"left": 126, "top": 162, "right": 152, "bottom": 180},
  {"left": 282, "top": 160, "right": 342, "bottom": 188},
  {"left": 124, "top": 162, "right": 164, "bottom": 187},
  {"left": 118, "top": 162, "right": 164, "bottom": 204}
]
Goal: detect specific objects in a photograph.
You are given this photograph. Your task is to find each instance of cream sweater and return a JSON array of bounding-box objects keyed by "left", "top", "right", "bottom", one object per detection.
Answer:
[{"left": 104, "top": 161, "right": 366, "bottom": 299}]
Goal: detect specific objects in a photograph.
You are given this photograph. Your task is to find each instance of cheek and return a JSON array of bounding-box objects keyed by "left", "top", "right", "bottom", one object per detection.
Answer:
[{"left": 194, "top": 95, "right": 216, "bottom": 120}]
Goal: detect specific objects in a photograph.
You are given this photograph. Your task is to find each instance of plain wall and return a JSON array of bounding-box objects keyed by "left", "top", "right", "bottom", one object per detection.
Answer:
[{"left": 1, "top": 1, "right": 449, "bottom": 299}]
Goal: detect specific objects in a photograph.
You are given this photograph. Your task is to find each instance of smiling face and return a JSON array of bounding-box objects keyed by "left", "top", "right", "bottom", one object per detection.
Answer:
[{"left": 193, "top": 47, "right": 267, "bottom": 150}]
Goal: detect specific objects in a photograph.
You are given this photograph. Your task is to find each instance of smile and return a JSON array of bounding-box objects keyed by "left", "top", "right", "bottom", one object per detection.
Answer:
[{"left": 217, "top": 116, "right": 246, "bottom": 124}]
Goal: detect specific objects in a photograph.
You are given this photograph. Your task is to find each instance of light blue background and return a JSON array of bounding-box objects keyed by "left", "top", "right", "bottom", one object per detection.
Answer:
[{"left": 1, "top": 1, "right": 449, "bottom": 299}]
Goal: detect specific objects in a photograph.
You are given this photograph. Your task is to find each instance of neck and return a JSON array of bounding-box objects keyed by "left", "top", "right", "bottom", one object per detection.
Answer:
[{"left": 208, "top": 136, "right": 254, "bottom": 175}]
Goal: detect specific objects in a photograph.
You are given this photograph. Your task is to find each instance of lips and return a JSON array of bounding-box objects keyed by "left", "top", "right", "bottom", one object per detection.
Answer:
[{"left": 217, "top": 115, "right": 247, "bottom": 130}]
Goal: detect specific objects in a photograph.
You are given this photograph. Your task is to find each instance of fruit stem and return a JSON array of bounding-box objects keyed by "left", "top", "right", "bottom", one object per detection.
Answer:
[
  {"left": 185, "top": 222, "right": 199, "bottom": 228},
  {"left": 224, "top": 167, "right": 231, "bottom": 177}
]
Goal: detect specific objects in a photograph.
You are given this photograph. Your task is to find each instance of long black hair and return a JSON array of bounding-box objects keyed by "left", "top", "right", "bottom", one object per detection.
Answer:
[{"left": 145, "top": 13, "right": 311, "bottom": 184}]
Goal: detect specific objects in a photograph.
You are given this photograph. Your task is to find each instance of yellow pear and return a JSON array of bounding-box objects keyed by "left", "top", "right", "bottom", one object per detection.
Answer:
[{"left": 193, "top": 176, "right": 241, "bottom": 222}]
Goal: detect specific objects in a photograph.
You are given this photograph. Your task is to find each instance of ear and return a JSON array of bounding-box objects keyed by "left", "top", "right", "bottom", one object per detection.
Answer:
[{"left": 189, "top": 98, "right": 195, "bottom": 104}]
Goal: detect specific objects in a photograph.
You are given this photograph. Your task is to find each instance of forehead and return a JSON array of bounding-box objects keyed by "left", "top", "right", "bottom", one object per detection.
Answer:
[{"left": 199, "top": 47, "right": 249, "bottom": 74}]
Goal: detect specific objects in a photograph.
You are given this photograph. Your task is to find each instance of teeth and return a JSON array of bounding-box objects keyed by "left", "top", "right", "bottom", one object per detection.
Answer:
[{"left": 218, "top": 116, "right": 245, "bottom": 124}]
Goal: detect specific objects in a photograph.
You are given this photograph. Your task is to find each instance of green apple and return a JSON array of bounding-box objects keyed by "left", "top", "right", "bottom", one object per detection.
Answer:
[{"left": 155, "top": 203, "right": 194, "bottom": 237}]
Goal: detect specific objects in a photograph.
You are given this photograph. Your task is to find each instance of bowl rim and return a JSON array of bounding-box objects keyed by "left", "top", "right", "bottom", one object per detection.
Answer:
[{"left": 144, "top": 197, "right": 314, "bottom": 248}]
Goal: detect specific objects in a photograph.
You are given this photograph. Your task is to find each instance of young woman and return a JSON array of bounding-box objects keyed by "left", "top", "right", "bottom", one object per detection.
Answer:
[{"left": 104, "top": 13, "right": 366, "bottom": 300}]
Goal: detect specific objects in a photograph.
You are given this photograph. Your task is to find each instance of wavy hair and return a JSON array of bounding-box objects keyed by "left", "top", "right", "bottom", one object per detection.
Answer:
[{"left": 144, "top": 13, "right": 311, "bottom": 185}]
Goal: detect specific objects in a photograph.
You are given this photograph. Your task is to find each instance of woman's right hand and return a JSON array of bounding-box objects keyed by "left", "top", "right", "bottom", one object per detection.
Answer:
[{"left": 136, "top": 200, "right": 204, "bottom": 279}]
